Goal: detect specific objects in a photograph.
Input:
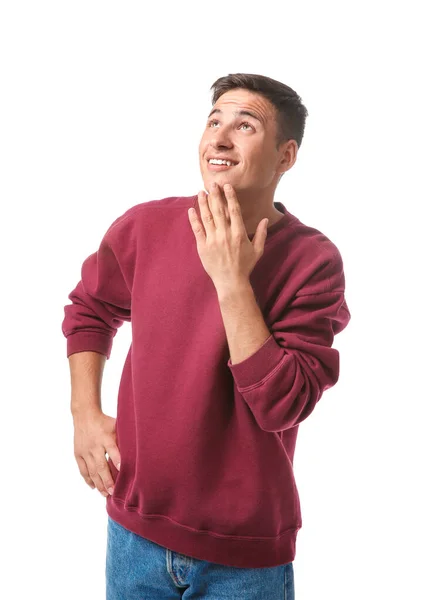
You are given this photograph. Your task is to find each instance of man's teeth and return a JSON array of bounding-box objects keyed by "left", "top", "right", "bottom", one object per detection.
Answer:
[{"left": 209, "top": 159, "right": 236, "bottom": 166}]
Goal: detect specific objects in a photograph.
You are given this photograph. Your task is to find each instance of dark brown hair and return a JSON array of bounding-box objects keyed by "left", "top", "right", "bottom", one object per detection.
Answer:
[{"left": 210, "top": 73, "right": 309, "bottom": 150}]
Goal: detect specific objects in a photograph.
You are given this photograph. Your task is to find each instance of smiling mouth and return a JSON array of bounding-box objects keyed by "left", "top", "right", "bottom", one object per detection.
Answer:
[{"left": 206, "top": 160, "right": 239, "bottom": 170}]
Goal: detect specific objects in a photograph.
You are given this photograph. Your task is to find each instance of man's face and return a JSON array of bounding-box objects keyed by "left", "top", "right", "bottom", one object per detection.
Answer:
[{"left": 198, "top": 89, "right": 291, "bottom": 196}]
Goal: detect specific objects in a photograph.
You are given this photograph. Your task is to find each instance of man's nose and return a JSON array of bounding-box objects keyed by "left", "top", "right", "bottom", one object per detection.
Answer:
[
  {"left": 211, "top": 123, "right": 234, "bottom": 147},
  {"left": 211, "top": 131, "right": 233, "bottom": 149}
]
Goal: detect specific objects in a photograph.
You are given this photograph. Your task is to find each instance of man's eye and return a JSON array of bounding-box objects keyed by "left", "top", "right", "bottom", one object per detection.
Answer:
[{"left": 207, "top": 120, "right": 253, "bottom": 131}]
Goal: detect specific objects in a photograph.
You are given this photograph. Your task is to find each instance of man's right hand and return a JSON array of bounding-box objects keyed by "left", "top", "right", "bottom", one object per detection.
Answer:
[{"left": 73, "top": 411, "right": 121, "bottom": 497}]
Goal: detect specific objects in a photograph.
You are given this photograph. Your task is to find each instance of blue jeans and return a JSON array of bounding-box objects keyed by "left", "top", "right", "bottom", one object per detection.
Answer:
[{"left": 106, "top": 516, "right": 295, "bottom": 599}]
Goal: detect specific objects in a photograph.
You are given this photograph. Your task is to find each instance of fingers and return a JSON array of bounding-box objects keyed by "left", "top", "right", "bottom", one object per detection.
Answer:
[
  {"left": 77, "top": 456, "right": 95, "bottom": 489},
  {"left": 73, "top": 413, "right": 121, "bottom": 498},
  {"left": 107, "top": 446, "right": 121, "bottom": 472},
  {"left": 76, "top": 447, "right": 119, "bottom": 498},
  {"left": 91, "top": 453, "right": 115, "bottom": 497}
]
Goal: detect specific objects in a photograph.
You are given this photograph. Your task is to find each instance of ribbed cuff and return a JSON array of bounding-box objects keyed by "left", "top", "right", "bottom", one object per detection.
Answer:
[
  {"left": 227, "top": 334, "right": 286, "bottom": 390},
  {"left": 66, "top": 331, "right": 113, "bottom": 359}
]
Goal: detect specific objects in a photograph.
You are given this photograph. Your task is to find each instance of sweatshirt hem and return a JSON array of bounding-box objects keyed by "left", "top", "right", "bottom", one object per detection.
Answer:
[{"left": 106, "top": 495, "right": 299, "bottom": 568}]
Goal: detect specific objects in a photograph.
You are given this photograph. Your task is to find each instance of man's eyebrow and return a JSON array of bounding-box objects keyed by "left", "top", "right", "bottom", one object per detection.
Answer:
[{"left": 207, "top": 108, "right": 262, "bottom": 123}]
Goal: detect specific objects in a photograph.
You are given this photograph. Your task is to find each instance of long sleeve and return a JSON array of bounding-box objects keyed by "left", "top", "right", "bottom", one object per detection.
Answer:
[
  {"left": 227, "top": 248, "right": 351, "bottom": 432},
  {"left": 61, "top": 211, "right": 135, "bottom": 359}
]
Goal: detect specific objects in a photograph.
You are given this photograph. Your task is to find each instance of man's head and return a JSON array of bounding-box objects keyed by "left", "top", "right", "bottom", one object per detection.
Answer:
[{"left": 198, "top": 73, "right": 308, "bottom": 201}]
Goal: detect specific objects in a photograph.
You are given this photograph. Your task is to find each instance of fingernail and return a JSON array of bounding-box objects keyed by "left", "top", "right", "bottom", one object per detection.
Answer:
[
  {"left": 116, "top": 463, "right": 121, "bottom": 470},
  {"left": 108, "top": 487, "right": 114, "bottom": 495}
]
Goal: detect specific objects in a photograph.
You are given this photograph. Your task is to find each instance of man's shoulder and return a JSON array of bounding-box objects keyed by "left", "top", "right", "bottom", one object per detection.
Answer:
[
  {"left": 106, "top": 194, "right": 197, "bottom": 234},
  {"left": 286, "top": 213, "right": 343, "bottom": 264},
  {"left": 122, "top": 194, "right": 197, "bottom": 220}
]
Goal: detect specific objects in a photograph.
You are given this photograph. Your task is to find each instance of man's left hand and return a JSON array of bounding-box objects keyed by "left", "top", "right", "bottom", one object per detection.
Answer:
[{"left": 188, "top": 182, "right": 268, "bottom": 291}]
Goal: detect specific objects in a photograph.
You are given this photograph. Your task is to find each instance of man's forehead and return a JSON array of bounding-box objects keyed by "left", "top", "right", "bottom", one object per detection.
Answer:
[{"left": 210, "top": 95, "right": 275, "bottom": 125}]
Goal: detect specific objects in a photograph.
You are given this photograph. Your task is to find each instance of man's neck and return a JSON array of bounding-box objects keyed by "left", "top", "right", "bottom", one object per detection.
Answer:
[{"left": 244, "top": 206, "right": 284, "bottom": 237}]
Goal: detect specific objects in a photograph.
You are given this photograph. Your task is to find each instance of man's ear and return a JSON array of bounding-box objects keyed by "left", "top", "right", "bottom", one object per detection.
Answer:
[{"left": 277, "top": 139, "right": 298, "bottom": 179}]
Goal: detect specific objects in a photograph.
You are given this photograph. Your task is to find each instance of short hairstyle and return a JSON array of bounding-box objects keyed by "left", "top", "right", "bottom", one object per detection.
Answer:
[{"left": 210, "top": 73, "right": 309, "bottom": 151}]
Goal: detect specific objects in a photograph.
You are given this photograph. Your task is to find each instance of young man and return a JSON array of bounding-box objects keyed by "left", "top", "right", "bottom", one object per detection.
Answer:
[{"left": 62, "top": 73, "right": 351, "bottom": 599}]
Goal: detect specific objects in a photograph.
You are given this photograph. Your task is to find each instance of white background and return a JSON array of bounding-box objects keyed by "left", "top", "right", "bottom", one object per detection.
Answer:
[{"left": 1, "top": 1, "right": 436, "bottom": 598}]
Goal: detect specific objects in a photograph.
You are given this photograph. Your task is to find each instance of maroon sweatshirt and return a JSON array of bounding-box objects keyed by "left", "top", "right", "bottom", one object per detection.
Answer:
[{"left": 62, "top": 194, "right": 351, "bottom": 568}]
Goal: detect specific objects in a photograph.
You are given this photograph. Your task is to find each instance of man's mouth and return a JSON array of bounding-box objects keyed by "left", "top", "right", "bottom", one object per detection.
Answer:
[{"left": 206, "top": 158, "right": 239, "bottom": 171}]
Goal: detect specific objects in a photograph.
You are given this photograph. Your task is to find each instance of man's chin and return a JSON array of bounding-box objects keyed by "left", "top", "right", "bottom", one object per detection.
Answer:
[{"left": 202, "top": 176, "right": 241, "bottom": 191}]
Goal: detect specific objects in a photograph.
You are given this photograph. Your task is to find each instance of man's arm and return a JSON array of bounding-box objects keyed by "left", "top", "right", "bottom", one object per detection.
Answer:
[
  {"left": 69, "top": 351, "right": 106, "bottom": 419},
  {"left": 218, "top": 253, "right": 351, "bottom": 432},
  {"left": 69, "top": 350, "right": 121, "bottom": 497},
  {"left": 63, "top": 211, "right": 133, "bottom": 496},
  {"left": 62, "top": 211, "right": 133, "bottom": 360},
  {"left": 216, "top": 280, "right": 271, "bottom": 366}
]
